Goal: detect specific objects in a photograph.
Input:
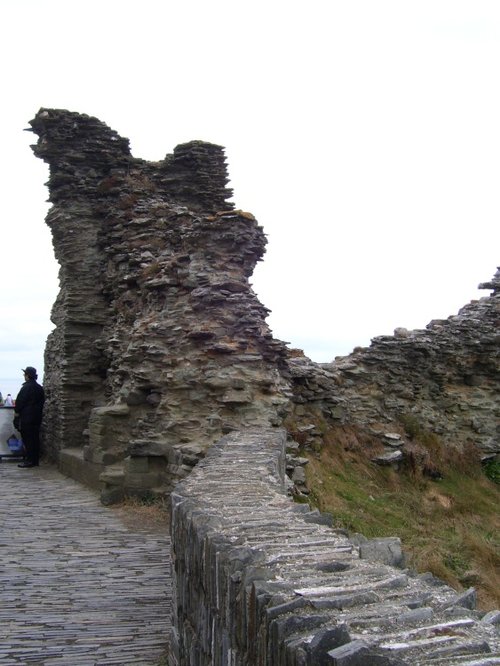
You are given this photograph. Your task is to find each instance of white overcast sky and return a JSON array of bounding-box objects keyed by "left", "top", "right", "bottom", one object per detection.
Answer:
[{"left": 1, "top": 0, "right": 499, "bottom": 398}]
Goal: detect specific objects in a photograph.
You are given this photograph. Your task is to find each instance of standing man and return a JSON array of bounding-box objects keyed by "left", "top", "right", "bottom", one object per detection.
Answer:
[{"left": 14, "top": 367, "right": 45, "bottom": 468}]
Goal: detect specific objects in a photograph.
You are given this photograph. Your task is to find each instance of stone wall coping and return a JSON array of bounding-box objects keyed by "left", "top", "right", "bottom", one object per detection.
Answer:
[{"left": 169, "top": 428, "right": 499, "bottom": 665}]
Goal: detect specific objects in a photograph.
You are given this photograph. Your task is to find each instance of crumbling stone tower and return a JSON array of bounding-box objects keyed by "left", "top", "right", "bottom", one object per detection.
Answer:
[{"left": 30, "top": 108, "right": 291, "bottom": 502}]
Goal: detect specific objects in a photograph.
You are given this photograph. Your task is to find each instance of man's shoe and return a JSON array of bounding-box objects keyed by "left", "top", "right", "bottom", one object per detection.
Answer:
[{"left": 18, "top": 462, "right": 34, "bottom": 468}]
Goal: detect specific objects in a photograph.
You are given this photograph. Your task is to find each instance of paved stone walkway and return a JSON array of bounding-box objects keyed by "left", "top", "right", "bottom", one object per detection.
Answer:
[{"left": 0, "top": 461, "right": 171, "bottom": 665}]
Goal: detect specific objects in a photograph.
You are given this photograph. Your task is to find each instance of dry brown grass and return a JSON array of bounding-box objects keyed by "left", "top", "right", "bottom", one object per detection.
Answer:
[
  {"left": 301, "top": 424, "right": 500, "bottom": 610},
  {"left": 113, "top": 495, "right": 170, "bottom": 534}
]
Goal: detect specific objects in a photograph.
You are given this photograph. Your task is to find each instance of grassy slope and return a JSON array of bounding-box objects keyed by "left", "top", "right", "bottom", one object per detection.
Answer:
[{"left": 302, "top": 426, "right": 500, "bottom": 611}]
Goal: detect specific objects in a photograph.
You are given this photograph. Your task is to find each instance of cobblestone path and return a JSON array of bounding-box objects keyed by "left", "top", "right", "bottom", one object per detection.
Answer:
[{"left": 0, "top": 461, "right": 171, "bottom": 665}]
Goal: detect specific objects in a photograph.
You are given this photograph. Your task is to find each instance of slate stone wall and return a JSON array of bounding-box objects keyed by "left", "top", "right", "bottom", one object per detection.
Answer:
[
  {"left": 170, "top": 428, "right": 499, "bottom": 665},
  {"left": 29, "top": 109, "right": 291, "bottom": 497},
  {"left": 288, "top": 268, "right": 500, "bottom": 462}
]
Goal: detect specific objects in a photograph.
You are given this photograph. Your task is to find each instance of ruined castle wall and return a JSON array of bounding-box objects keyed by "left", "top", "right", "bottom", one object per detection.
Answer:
[
  {"left": 289, "top": 269, "right": 500, "bottom": 459},
  {"left": 30, "top": 111, "right": 131, "bottom": 457},
  {"left": 30, "top": 107, "right": 498, "bottom": 499},
  {"left": 170, "top": 428, "right": 499, "bottom": 665},
  {"left": 30, "top": 109, "right": 291, "bottom": 495},
  {"left": 29, "top": 109, "right": 500, "bottom": 662}
]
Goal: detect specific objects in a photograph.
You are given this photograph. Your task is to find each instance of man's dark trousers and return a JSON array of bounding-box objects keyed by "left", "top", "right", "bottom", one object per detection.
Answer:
[{"left": 21, "top": 425, "right": 41, "bottom": 466}]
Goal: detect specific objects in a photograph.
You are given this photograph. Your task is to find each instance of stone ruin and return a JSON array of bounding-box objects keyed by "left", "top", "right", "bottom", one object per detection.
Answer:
[
  {"left": 29, "top": 108, "right": 291, "bottom": 502},
  {"left": 29, "top": 108, "right": 499, "bottom": 503},
  {"left": 29, "top": 109, "right": 500, "bottom": 665},
  {"left": 287, "top": 269, "right": 500, "bottom": 468}
]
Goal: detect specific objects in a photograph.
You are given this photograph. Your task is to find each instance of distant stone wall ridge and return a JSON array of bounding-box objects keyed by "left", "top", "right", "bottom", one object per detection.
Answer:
[{"left": 289, "top": 267, "right": 500, "bottom": 458}]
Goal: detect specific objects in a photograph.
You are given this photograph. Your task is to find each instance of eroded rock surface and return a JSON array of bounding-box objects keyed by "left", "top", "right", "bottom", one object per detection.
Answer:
[
  {"left": 30, "top": 108, "right": 291, "bottom": 500},
  {"left": 289, "top": 268, "right": 500, "bottom": 460}
]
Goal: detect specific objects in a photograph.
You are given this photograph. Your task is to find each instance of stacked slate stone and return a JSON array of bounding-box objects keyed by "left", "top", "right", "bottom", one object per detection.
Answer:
[
  {"left": 30, "top": 108, "right": 291, "bottom": 500},
  {"left": 155, "top": 140, "right": 235, "bottom": 213},
  {"left": 29, "top": 109, "right": 132, "bottom": 460},
  {"left": 288, "top": 268, "right": 500, "bottom": 461},
  {"left": 171, "top": 428, "right": 500, "bottom": 665}
]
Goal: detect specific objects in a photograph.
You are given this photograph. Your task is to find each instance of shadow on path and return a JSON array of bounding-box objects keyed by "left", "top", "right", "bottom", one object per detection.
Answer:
[{"left": 0, "top": 461, "right": 171, "bottom": 665}]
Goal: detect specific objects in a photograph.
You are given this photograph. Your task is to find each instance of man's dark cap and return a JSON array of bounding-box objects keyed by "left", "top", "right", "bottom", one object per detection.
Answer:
[{"left": 22, "top": 367, "right": 37, "bottom": 379}]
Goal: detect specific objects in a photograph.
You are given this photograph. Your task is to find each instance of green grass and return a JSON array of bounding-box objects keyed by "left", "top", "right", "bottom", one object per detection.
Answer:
[
  {"left": 303, "top": 427, "right": 500, "bottom": 610},
  {"left": 483, "top": 458, "right": 500, "bottom": 484}
]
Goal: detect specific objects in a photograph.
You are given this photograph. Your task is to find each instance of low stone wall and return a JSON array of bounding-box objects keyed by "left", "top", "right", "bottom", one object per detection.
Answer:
[{"left": 170, "top": 429, "right": 499, "bottom": 666}]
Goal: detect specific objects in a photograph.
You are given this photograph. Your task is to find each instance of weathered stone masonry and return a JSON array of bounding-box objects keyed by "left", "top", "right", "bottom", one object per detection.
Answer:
[
  {"left": 30, "top": 109, "right": 499, "bottom": 665},
  {"left": 171, "top": 428, "right": 500, "bottom": 665},
  {"left": 31, "top": 107, "right": 499, "bottom": 498},
  {"left": 30, "top": 108, "right": 291, "bottom": 502},
  {"left": 287, "top": 268, "right": 500, "bottom": 464}
]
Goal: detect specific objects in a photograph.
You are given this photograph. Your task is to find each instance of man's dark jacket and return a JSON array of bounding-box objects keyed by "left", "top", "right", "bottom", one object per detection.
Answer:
[{"left": 15, "top": 379, "right": 45, "bottom": 428}]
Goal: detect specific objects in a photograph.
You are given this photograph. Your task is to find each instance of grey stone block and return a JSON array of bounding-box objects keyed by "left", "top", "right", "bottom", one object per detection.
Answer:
[
  {"left": 396, "top": 607, "right": 433, "bottom": 624},
  {"left": 454, "top": 587, "right": 477, "bottom": 610},
  {"left": 265, "top": 596, "right": 310, "bottom": 621},
  {"left": 326, "top": 640, "right": 370, "bottom": 665},
  {"left": 303, "top": 509, "right": 334, "bottom": 526},
  {"left": 312, "top": 591, "right": 380, "bottom": 610},
  {"left": 481, "top": 610, "right": 500, "bottom": 625},
  {"left": 359, "top": 537, "right": 405, "bottom": 568},
  {"left": 271, "top": 613, "right": 330, "bottom": 642},
  {"left": 314, "top": 561, "right": 350, "bottom": 573},
  {"left": 307, "top": 625, "right": 351, "bottom": 664}
]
